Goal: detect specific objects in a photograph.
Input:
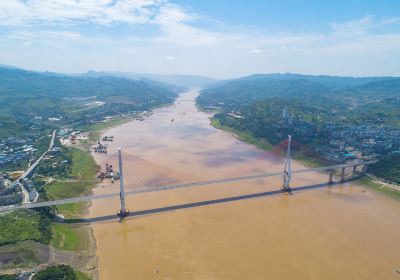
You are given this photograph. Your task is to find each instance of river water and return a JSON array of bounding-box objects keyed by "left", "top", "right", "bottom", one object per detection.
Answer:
[{"left": 89, "top": 89, "right": 400, "bottom": 280}]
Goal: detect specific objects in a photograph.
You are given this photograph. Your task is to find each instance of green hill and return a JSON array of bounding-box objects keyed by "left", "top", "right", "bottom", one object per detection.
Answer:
[{"left": 0, "top": 66, "right": 181, "bottom": 139}]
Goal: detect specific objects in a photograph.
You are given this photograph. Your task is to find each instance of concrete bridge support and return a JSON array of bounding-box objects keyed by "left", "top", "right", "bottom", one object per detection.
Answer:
[
  {"left": 352, "top": 166, "right": 357, "bottom": 176},
  {"left": 340, "top": 167, "right": 346, "bottom": 183},
  {"left": 328, "top": 170, "right": 334, "bottom": 184},
  {"left": 117, "top": 148, "right": 129, "bottom": 217}
]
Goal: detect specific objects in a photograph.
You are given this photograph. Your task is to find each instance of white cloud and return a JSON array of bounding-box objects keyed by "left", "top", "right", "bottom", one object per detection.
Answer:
[
  {"left": 250, "top": 48, "right": 262, "bottom": 54},
  {"left": 152, "top": 3, "right": 233, "bottom": 46},
  {"left": 330, "top": 15, "right": 400, "bottom": 37},
  {"left": 0, "top": 0, "right": 231, "bottom": 47},
  {"left": 0, "top": 5, "right": 399, "bottom": 77},
  {"left": 0, "top": 0, "right": 162, "bottom": 26}
]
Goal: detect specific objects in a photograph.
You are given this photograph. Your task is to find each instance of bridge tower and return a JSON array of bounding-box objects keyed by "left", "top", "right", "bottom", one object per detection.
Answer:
[
  {"left": 117, "top": 148, "right": 129, "bottom": 217},
  {"left": 282, "top": 135, "right": 292, "bottom": 192}
]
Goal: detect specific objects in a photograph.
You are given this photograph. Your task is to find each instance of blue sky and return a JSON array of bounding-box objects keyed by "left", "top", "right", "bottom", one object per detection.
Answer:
[{"left": 0, "top": 0, "right": 399, "bottom": 78}]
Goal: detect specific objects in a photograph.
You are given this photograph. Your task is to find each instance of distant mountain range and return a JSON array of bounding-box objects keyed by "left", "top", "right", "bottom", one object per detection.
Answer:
[
  {"left": 198, "top": 73, "right": 400, "bottom": 109},
  {"left": 0, "top": 64, "right": 218, "bottom": 88},
  {"left": 81, "top": 71, "right": 218, "bottom": 88},
  {"left": 232, "top": 73, "right": 397, "bottom": 90},
  {"left": 0, "top": 66, "right": 181, "bottom": 101}
]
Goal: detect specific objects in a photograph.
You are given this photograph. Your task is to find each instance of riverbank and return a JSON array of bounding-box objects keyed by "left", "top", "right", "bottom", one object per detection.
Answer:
[
  {"left": 357, "top": 176, "right": 400, "bottom": 201},
  {"left": 0, "top": 117, "right": 131, "bottom": 278},
  {"left": 38, "top": 147, "right": 97, "bottom": 279},
  {"left": 52, "top": 116, "right": 136, "bottom": 279},
  {"left": 210, "top": 117, "right": 326, "bottom": 168},
  {"left": 209, "top": 116, "right": 400, "bottom": 198}
]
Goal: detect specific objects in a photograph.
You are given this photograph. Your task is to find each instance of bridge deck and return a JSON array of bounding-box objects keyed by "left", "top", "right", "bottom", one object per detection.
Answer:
[{"left": 0, "top": 161, "right": 375, "bottom": 212}]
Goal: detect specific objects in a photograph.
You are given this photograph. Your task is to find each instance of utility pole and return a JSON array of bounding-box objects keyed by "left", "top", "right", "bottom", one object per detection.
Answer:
[
  {"left": 117, "top": 148, "right": 129, "bottom": 217},
  {"left": 282, "top": 135, "right": 292, "bottom": 192}
]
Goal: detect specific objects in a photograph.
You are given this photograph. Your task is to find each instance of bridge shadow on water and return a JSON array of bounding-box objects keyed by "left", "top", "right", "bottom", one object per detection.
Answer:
[{"left": 65, "top": 181, "right": 343, "bottom": 224}]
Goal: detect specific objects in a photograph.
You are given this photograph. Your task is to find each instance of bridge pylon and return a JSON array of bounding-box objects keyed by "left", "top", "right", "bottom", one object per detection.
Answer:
[
  {"left": 117, "top": 148, "right": 129, "bottom": 218},
  {"left": 282, "top": 135, "right": 292, "bottom": 192}
]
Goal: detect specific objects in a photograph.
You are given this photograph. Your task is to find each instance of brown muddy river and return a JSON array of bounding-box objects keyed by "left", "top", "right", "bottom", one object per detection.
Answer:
[{"left": 89, "top": 89, "right": 400, "bottom": 280}]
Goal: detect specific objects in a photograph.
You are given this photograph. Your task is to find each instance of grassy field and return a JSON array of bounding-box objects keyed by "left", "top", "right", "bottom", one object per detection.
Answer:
[
  {"left": 357, "top": 177, "right": 400, "bottom": 201},
  {"left": 45, "top": 148, "right": 97, "bottom": 218},
  {"left": 75, "top": 116, "right": 131, "bottom": 151},
  {"left": 292, "top": 151, "right": 326, "bottom": 168},
  {"left": 211, "top": 118, "right": 273, "bottom": 151},
  {"left": 0, "top": 240, "right": 50, "bottom": 270},
  {"left": 0, "top": 160, "right": 94, "bottom": 272},
  {"left": 0, "top": 209, "right": 51, "bottom": 246},
  {"left": 87, "top": 116, "right": 131, "bottom": 142},
  {"left": 50, "top": 223, "right": 91, "bottom": 252},
  {"left": 75, "top": 270, "right": 92, "bottom": 280}
]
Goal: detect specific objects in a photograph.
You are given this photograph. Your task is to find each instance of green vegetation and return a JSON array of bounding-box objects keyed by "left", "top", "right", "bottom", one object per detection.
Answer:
[
  {"left": 32, "top": 265, "right": 89, "bottom": 280},
  {"left": 211, "top": 118, "right": 273, "bottom": 150},
  {"left": 75, "top": 271, "right": 91, "bottom": 280},
  {"left": 50, "top": 224, "right": 90, "bottom": 252},
  {"left": 37, "top": 147, "right": 73, "bottom": 179},
  {"left": 33, "top": 265, "right": 76, "bottom": 280},
  {"left": 357, "top": 177, "right": 400, "bottom": 201},
  {"left": 0, "top": 275, "right": 16, "bottom": 280},
  {"left": 292, "top": 151, "right": 326, "bottom": 168},
  {"left": 45, "top": 148, "right": 97, "bottom": 218},
  {"left": 368, "top": 155, "right": 400, "bottom": 184},
  {"left": 86, "top": 116, "right": 131, "bottom": 143},
  {"left": 0, "top": 209, "right": 51, "bottom": 246},
  {"left": 0, "top": 266, "right": 90, "bottom": 280},
  {"left": 0, "top": 66, "right": 179, "bottom": 141},
  {"left": 199, "top": 73, "right": 400, "bottom": 173},
  {"left": 50, "top": 224, "right": 80, "bottom": 251},
  {"left": 0, "top": 240, "right": 50, "bottom": 270},
  {"left": 198, "top": 74, "right": 400, "bottom": 129},
  {"left": 210, "top": 117, "right": 325, "bottom": 168}
]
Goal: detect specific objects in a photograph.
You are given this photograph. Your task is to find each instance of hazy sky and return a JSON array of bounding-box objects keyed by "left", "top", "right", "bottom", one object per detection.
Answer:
[{"left": 0, "top": 0, "right": 399, "bottom": 78}]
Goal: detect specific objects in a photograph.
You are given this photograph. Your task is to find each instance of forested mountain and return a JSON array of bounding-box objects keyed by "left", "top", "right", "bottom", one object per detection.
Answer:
[
  {"left": 0, "top": 67, "right": 179, "bottom": 102},
  {"left": 0, "top": 66, "right": 182, "bottom": 139},
  {"left": 234, "top": 73, "right": 396, "bottom": 90},
  {"left": 197, "top": 73, "right": 399, "bottom": 111},
  {"left": 198, "top": 78, "right": 333, "bottom": 110}
]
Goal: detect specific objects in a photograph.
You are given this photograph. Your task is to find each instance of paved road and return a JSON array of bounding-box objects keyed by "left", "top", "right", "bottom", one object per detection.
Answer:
[
  {"left": 17, "top": 130, "right": 57, "bottom": 203},
  {"left": 0, "top": 161, "right": 375, "bottom": 212}
]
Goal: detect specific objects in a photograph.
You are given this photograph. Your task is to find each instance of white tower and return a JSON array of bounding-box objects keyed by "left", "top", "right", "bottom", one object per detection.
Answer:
[
  {"left": 117, "top": 148, "right": 129, "bottom": 217},
  {"left": 282, "top": 135, "right": 292, "bottom": 192}
]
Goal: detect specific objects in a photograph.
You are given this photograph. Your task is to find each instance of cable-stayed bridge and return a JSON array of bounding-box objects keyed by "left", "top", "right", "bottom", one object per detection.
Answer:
[{"left": 0, "top": 155, "right": 375, "bottom": 214}]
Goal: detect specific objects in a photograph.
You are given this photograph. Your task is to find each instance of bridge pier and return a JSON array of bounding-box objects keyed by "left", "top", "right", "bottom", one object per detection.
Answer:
[
  {"left": 117, "top": 148, "right": 129, "bottom": 218},
  {"left": 340, "top": 167, "right": 346, "bottom": 183},
  {"left": 282, "top": 135, "right": 292, "bottom": 192},
  {"left": 328, "top": 170, "right": 334, "bottom": 184},
  {"left": 352, "top": 166, "right": 357, "bottom": 176}
]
